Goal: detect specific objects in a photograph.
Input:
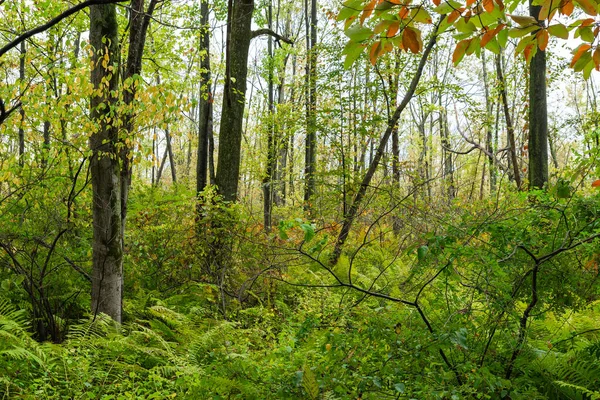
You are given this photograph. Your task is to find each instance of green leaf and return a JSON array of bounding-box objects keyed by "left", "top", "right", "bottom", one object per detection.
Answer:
[
  {"left": 497, "top": 28, "right": 509, "bottom": 47},
  {"left": 343, "top": 41, "right": 365, "bottom": 69},
  {"left": 345, "top": 25, "right": 373, "bottom": 42},
  {"left": 484, "top": 36, "right": 500, "bottom": 54},
  {"left": 508, "top": 25, "right": 540, "bottom": 38},
  {"left": 547, "top": 23, "right": 569, "bottom": 39},
  {"left": 433, "top": 0, "right": 462, "bottom": 14},
  {"left": 417, "top": 245, "right": 429, "bottom": 262},
  {"left": 337, "top": 0, "right": 364, "bottom": 21},
  {"left": 394, "top": 383, "right": 406, "bottom": 393},
  {"left": 300, "top": 223, "right": 316, "bottom": 242}
]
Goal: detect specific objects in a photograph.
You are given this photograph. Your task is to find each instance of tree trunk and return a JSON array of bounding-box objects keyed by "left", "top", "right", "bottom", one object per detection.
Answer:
[
  {"left": 496, "top": 52, "right": 522, "bottom": 190},
  {"left": 121, "top": 0, "right": 157, "bottom": 241},
  {"left": 196, "top": 0, "right": 212, "bottom": 196},
  {"left": 528, "top": 0, "right": 548, "bottom": 189},
  {"left": 263, "top": 0, "right": 275, "bottom": 233},
  {"left": 18, "top": 41, "right": 25, "bottom": 167},
  {"left": 89, "top": 3, "right": 122, "bottom": 322},
  {"left": 303, "top": 0, "right": 317, "bottom": 213},
  {"left": 215, "top": 0, "right": 254, "bottom": 202},
  {"left": 481, "top": 51, "right": 496, "bottom": 193}
]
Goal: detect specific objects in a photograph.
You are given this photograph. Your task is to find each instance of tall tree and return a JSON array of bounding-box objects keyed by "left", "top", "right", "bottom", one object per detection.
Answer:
[
  {"left": 303, "top": 0, "right": 317, "bottom": 213},
  {"left": 527, "top": 0, "right": 548, "bottom": 189},
  {"left": 89, "top": 3, "right": 123, "bottom": 322},
  {"left": 215, "top": 0, "right": 254, "bottom": 201},
  {"left": 196, "top": 0, "right": 213, "bottom": 197}
]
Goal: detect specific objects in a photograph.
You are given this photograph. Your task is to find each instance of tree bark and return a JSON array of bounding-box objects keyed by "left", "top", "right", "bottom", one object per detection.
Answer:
[
  {"left": 89, "top": 3, "right": 122, "bottom": 322},
  {"left": 496, "top": 52, "right": 522, "bottom": 190},
  {"left": 215, "top": 0, "right": 254, "bottom": 202},
  {"left": 303, "top": 0, "right": 317, "bottom": 213},
  {"left": 528, "top": 1, "right": 548, "bottom": 189},
  {"left": 196, "top": 0, "right": 212, "bottom": 196}
]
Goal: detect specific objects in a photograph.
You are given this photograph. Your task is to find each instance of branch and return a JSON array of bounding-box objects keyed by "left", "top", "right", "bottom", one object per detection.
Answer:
[
  {"left": 250, "top": 29, "right": 293, "bottom": 45},
  {"left": 0, "top": 0, "right": 129, "bottom": 59},
  {"left": 0, "top": 99, "right": 21, "bottom": 125}
]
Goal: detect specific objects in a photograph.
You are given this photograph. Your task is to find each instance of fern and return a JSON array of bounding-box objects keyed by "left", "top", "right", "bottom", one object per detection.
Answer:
[
  {"left": 554, "top": 381, "right": 600, "bottom": 400},
  {"left": 303, "top": 364, "right": 319, "bottom": 400}
]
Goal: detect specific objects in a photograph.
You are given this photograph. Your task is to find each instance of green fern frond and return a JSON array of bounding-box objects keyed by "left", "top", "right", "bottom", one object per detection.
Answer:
[{"left": 554, "top": 381, "right": 600, "bottom": 400}]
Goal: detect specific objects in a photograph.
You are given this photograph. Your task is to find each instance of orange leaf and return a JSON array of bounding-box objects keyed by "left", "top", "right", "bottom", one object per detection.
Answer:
[
  {"left": 369, "top": 41, "right": 381, "bottom": 65},
  {"left": 537, "top": 29, "right": 549, "bottom": 51},
  {"left": 399, "top": 6, "right": 410, "bottom": 19},
  {"left": 387, "top": 21, "right": 400, "bottom": 37},
  {"left": 402, "top": 27, "right": 421, "bottom": 53},
  {"left": 571, "top": 43, "right": 591, "bottom": 67},
  {"left": 581, "top": 18, "right": 595, "bottom": 26},
  {"left": 483, "top": 0, "right": 494, "bottom": 12},
  {"left": 480, "top": 29, "right": 495, "bottom": 47},
  {"left": 360, "top": 0, "right": 377, "bottom": 25},
  {"left": 433, "top": 0, "right": 441, "bottom": 5},
  {"left": 524, "top": 43, "right": 535, "bottom": 62},
  {"left": 592, "top": 179, "right": 600, "bottom": 187},
  {"left": 593, "top": 48, "right": 600, "bottom": 68},
  {"left": 452, "top": 39, "right": 471, "bottom": 64},
  {"left": 495, "top": 0, "right": 505, "bottom": 10},
  {"left": 466, "top": 0, "right": 477, "bottom": 6},
  {"left": 561, "top": 0, "right": 574, "bottom": 15},
  {"left": 448, "top": 9, "right": 461, "bottom": 23}
]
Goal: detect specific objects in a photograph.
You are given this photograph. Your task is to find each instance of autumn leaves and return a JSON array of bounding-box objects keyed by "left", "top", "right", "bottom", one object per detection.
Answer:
[{"left": 337, "top": 0, "right": 600, "bottom": 76}]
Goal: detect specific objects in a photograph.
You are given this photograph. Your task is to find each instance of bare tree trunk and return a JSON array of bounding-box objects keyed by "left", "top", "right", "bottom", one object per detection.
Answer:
[
  {"left": 528, "top": 0, "right": 548, "bottom": 189},
  {"left": 89, "top": 3, "right": 122, "bottom": 322},
  {"left": 18, "top": 41, "right": 25, "bottom": 167},
  {"left": 263, "top": 0, "right": 274, "bottom": 233},
  {"left": 303, "top": 0, "right": 317, "bottom": 213},
  {"left": 196, "top": 0, "right": 212, "bottom": 196},
  {"left": 482, "top": 51, "right": 496, "bottom": 193},
  {"left": 215, "top": 0, "right": 254, "bottom": 201},
  {"left": 496, "top": 52, "right": 522, "bottom": 190}
]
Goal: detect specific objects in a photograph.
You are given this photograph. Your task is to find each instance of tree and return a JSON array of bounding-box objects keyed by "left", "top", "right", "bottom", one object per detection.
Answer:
[{"left": 89, "top": 3, "right": 123, "bottom": 322}]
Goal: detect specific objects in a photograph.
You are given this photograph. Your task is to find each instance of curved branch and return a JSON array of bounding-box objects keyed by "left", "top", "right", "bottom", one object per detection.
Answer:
[
  {"left": 250, "top": 28, "right": 293, "bottom": 45},
  {"left": 0, "top": 0, "right": 129, "bottom": 59}
]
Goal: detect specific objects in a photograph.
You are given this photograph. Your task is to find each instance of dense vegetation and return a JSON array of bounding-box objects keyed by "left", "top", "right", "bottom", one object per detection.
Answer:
[{"left": 1, "top": 0, "right": 600, "bottom": 398}]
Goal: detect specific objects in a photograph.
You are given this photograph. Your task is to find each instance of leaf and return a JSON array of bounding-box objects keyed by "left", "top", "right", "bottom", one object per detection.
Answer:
[
  {"left": 537, "top": 29, "right": 549, "bottom": 50},
  {"left": 593, "top": 48, "right": 600, "bottom": 69},
  {"left": 483, "top": 0, "right": 495, "bottom": 12},
  {"left": 508, "top": 25, "right": 540, "bottom": 38},
  {"left": 417, "top": 245, "right": 429, "bottom": 262},
  {"left": 433, "top": 0, "right": 462, "bottom": 14},
  {"left": 498, "top": 28, "right": 509, "bottom": 47},
  {"left": 508, "top": 14, "right": 539, "bottom": 26},
  {"left": 539, "top": 0, "right": 552, "bottom": 19},
  {"left": 387, "top": 21, "right": 400, "bottom": 37},
  {"left": 398, "top": 6, "right": 410, "bottom": 19},
  {"left": 485, "top": 36, "right": 500, "bottom": 53},
  {"left": 337, "top": 0, "right": 364, "bottom": 21},
  {"left": 515, "top": 35, "right": 534, "bottom": 55},
  {"left": 524, "top": 43, "right": 535, "bottom": 62},
  {"left": 369, "top": 41, "right": 382, "bottom": 64},
  {"left": 573, "top": 51, "right": 592, "bottom": 72},
  {"left": 547, "top": 23, "right": 569, "bottom": 39},
  {"left": 592, "top": 179, "right": 600, "bottom": 187},
  {"left": 411, "top": 7, "right": 433, "bottom": 23},
  {"left": 343, "top": 41, "right": 366, "bottom": 68},
  {"left": 394, "top": 383, "right": 406, "bottom": 393},
  {"left": 447, "top": 9, "right": 461, "bottom": 23},
  {"left": 345, "top": 25, "right": 373, "bottom": 42},
  {"left": 360, "top": 0, "right": 377, "bottom": 24},
  {"left": 453, "top": 38, "right": 471, "bottom": 64},
  {"left": 561, "top": 0, "right": 575, "bottom": 14},
  {"left": 577, "top": 26, "right": 595, "bottom": 42},
  {"left": 574, "top": 0, "right": 597, "bottom": 15},
  {"left": 300, "top": 223, "right": 316, "bottom": 242},
  {"left": 570, "top": 43, "right": 591, "bottom": 67},
  {"left": 402, "top": 27, "right": 421, "bottom": 53}
]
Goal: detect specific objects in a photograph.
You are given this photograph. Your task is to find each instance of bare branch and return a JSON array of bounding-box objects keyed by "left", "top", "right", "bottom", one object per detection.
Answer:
[
  {"left": 0, "top": 0, "right": 129, "bottom": 59},
  {"left": 251, "top": 29, "right": 293, "bottom": 45}
]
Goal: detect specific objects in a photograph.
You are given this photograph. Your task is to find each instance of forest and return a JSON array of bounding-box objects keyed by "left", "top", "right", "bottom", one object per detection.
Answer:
[{"left": 0, "top": 0, "right": 599, "bottom": 398}]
